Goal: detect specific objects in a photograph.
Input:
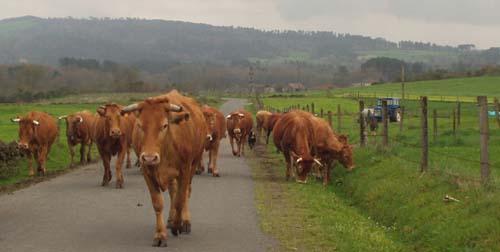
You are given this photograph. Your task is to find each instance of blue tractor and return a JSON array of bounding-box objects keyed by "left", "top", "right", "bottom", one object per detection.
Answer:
[{"left": 373, "top": 98, "right": 401, "bottom": 122}]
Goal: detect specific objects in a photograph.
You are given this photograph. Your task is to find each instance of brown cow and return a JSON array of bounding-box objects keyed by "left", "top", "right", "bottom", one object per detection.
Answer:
[
  {"left": 255, "top": 110, "right": 272, "bottom": 143},
  {"left": 59, "top": 110, "right": 96, "bottom": 166},
  {"left": 199, "top": 104, "right": 226, "bottom": 177},
  {"left": 11, "top": 111, "right": 58, "bottom": 176},
  {"left": 226, "top": 109, "right": 253, "bottom": 157},
  {"left": 272, "top": 110, "right": 320, "bottom": 183},
  {"left": 121, "top": 89, "right": 206, "bottom": 247},
  {"left": 265, "top": 112, "right": 283, "bottom": 145},
  {"left": 92, "top": 104, "right": 135, "bottom": 188},
  {"left": 310, "top": 116, "right": 355, "bottom": 185}
]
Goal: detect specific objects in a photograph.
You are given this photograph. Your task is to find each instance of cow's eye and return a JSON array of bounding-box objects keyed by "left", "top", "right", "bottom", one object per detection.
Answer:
[{"left": 162, "top": 123, "right": 168, "bottom": 130}]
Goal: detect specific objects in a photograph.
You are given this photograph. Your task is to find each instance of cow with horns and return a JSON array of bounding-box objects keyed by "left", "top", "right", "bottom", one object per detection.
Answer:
[
  {"left": 121, "top": 90, "right": 206, "bottom": 247},
  {"left": 226, "top": 109, "right": 253, "bottom": 157},
  {"left": 58, "top": 110, "right": 96, "bottom": 166},
  {"left": 272, "top": 110, "right": 321, "bottom": 183},
  {"left": 310, "top": 116, "right": 355, "bottom": 185},
  {"left": 92, "top": 104, "right": 135, "bottom": 188},
  {"left": 11, "top": 111, "right": 58, "bottom": 176}
]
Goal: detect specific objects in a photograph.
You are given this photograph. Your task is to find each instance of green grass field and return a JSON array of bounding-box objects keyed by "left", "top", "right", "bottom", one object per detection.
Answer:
[{"left": 253, "top": 77, "right": 500, "bottom": 251}]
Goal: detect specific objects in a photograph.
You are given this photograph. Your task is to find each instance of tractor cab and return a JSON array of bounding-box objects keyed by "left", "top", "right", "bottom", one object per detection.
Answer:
[{"left": 373, "top": 98, "right": 401, "bottom": 122}]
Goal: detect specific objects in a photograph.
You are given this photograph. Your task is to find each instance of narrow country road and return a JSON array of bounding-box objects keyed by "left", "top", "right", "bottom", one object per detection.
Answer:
[{"left": 0, "top": 98, "right": 275, "bottom": 252}]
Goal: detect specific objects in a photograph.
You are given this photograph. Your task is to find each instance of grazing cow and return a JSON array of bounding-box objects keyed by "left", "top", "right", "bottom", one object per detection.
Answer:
[
  {"left": 255, "top": 110, "right": 272, "bottom": 143},
  {"left": 248, "top": 131, "right": 256, "bottom": 149},
  {"left": 199, "top": 104, "right": 226, "bottom": 177},
  {"left": 360, "top": 109, "right": 378, "bottom": 133},
  {"left": 92, "top": 104, "right": 135, "bottom": 188},
  {"left": 265, "top": 113, "right": 283, "bottom": 145},
  {"left": 11, "top": 111, "right": 58, "bottom": 176},
  {"left": 59, "top": 110, "right": 96, "bottom": 166},
  {"left": 121, "top": 90, "right": 206, "bottom": 247},
  {"left": 272, "top": 110, "right": 320, "bottom": 183},
  {"left": 226, "top": 109, "right": 253, "bottom": 157},
  {"left": 310, "top": 116, "right": 355, "bottom": 185}
]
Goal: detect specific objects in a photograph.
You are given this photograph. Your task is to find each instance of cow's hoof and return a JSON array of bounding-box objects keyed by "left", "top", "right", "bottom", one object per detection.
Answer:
[
  {"left": 207, "top": 168, "right": 213, "bottom": 174},
  {"left": 101, "top": 181, "right": 108, "bottom": 186},
  {"left": 195, "top": 170, "right": 202, "bottom": 175},
  {"left": 316, "top": 176, "right": 323, "bottom": 181},
  {"left": 181, "top": 221, "right": 191, "bottom": 234},
  {"left": 116, "top": 182, "right": 123, "bottom": 189},
  {"left": 171, "top": 228, "right": 179, "bottom": 236},
  {"left": 152, "top": 235, "right": 167, "bottom": 247},
  {"left": 212, "top": 173, "right": 220, "bottom": 177}
]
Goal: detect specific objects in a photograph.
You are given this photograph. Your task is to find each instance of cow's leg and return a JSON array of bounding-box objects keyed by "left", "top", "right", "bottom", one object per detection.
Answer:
[
  {"left": 99, "top": 150, "right": 112, "bottom": 186},
  {"left": 315, "top": 162, "right": 322, "bottom": 181},
  {"left": 68, "top": 142, "right": 75, "bottom": 167},
  {"left": 196, "top": 154, "right": 205, "bottom": 175},
  {"left": 26, "top": 151, "right": 34, "bottom": 177},
  {"left": 229, "top": 136, "right": 237, "bottom": 156},
  {"left": 115, "top": 148, "right": 126, "bottom": 189},
  {"left": 284, "top": 151, "right": 292, "bottom": 181},
  {"left": 86, "top": 142, "right": 92, "bottom": 162},
  {"left": 171, "top": 169, "right": 192, "bottom": 235},
  {"left": 37, "top": 147, "right": 48, "bottom": 176},
  {"left": 210, "top": 142, "right": 220, "bottom": 177},
  {"left": 79, "top": 143, "right": 86, "bottom": 164},
  {"left": 126, "top": 147, "right": 132, "bottom": 169},
  {"left": 167, "top": 179, "right": 178, "bottom": 229},
  {"left": 144, "top": 175, "right": 168, "bottom": 247}
]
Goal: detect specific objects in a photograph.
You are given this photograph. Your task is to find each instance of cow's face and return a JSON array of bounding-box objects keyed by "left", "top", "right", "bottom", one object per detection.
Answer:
[
  {"left": 122, "top": 98, "right": 188, "bottom": 167},
  {"left": 296, "top": 157, "right": 315, "bottom": 184},
  {"left": 63, "top": 115, "right": 84, "bottom": 142},
  {"left": 98, "top": 104, "right": 122, "bottom": 139},
  {"left": 12, "top": 117, "right": 40, "bottom": 150},
  {"left": 227, "top": 112, "right": 245, "bottom": 140},
  {"left": 203, "top": 111, "right": 216, "bottom": 143},
  {"left": 337, "top": 135, "right": 355, "bottom": 171}
]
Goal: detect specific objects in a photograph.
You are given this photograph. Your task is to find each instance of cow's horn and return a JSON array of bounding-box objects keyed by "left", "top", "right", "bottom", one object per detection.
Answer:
[
  {"left": 169, "top": 104, "right": 183, "bottom": 112},
  {"left": 32, "top": 120, "right": 40, "bottom": 125},
  {"left": 226, "top": 115, "right": 231, "bottom": 119},
  {"left": 58, "top": 115, "right": 67, "bottom": 120},
  {"left": 76, "top": 116, "right": 83, "bottom": 122},
  {"left": 238, "top": 113, "right": 244, "bottom": 116},
  {"left": 121, "top": 103, "right": 139, "bottom": 114},
  {"left": 11, "top": 118, "right": 20, "bottom": 123},
  {"left": 99, "top": 105, "right": 106, "bottom": 109},
  {"left": 296, "top": 157, "right": 303, "bottom": 163},
  {"left": 314, "top": 158, "right": 323, "bottom": 167}
]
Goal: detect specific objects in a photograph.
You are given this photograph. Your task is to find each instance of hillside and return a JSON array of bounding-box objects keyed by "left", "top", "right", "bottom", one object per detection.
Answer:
[{"left": 0, "top": 16, "right": 473, "bottom": 71}]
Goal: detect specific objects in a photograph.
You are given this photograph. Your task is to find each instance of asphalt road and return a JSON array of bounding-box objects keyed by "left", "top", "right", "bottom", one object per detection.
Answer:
[{"left": 0, "top": 98, "right": 275, "bottom": 252}]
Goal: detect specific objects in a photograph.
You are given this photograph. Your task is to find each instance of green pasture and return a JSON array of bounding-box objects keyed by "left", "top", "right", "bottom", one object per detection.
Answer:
[{"left": 256, "top": 86, "right": 500, "bottom": 251}]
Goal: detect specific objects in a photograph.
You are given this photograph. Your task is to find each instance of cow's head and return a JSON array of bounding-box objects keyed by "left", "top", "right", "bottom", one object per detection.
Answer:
[
  {"left": 11, "top": 116, "right": 40, "bottom": 150},
  {"left": 59, "top": 114, "right": 84, "bottom": 143},
  {"left": 227, "top": 112, "right": 245, "bottom": 141},
  {"left": 121, "top": 97, "right": 188, "bottom": 167},
  {"left": 336, "top": 134, "right": 355, "bottom": 171},
  {"left": 97, "top": 104, "right": 123, "bottom": 139},
  {"left": 291, "top": 151, "right": 322, "bottom": 184}
]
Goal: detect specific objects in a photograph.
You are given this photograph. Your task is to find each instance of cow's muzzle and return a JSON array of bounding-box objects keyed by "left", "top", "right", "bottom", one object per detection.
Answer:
[
  {"left": 140, "top": 152, "right": 160, "bottom": 166},
  {"left": 18, "top": 142, "right": 29, "bottom": 150},
  {"left": 206, "top": 134, "right": 213, "bottom": 142},
  {"left": 110, "top": 129, "right": 122, "bottom": 138}
]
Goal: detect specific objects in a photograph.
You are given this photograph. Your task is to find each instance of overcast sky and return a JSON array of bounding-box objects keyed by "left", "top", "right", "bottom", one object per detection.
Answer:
[{"left": 2, "top": 0, "right": 499, "bottom": 49}]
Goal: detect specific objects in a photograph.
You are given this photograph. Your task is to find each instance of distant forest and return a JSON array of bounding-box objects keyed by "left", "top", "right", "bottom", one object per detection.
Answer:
[{"left": 0, "top": 16, "right": 499, "bottom": 101}]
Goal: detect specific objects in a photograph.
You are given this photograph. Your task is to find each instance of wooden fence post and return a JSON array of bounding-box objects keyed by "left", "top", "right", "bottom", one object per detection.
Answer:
[
  {"left": 478, "top": 96, "right": 490, "bottom": 185},
  {"left": 495, "top": 98, "right": 500, "bottom": 128},
  {"left": 457, "top": 102, "right": 461, "bottom": 127},
  {"left": 433, "top": 109, "right": 438, "bottom": 143},
  {"left": 306, "top": 104, "right": 310, "bottom": 112},
  {"left": 421, "top": 96, "right": 428, "bottom": 172},
  {"left": 311, "top": 103, "right": 315, "bottom": 115},
  {"left": 382, "top": 100, "right": 388, "bottom": 147},
  {"left": 359, "top": 101, "right": 367, "bottom": 146},
  {"left": 328, "top": 111, "right": 333, "bottom": 128},
  {"left": 320, "top": 108, "right": 324, "bottom": 118},
  {"left": 399, "top": 106, "right": 405, "bottom": 133},
  {"left": 452, "top": 108, "right": 457, "bottom": 140},
  {"left": 337, "top": 104, "right": 342, "bottom": 134}
]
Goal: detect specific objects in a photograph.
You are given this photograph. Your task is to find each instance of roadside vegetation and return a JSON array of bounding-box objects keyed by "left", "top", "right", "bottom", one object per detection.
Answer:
[{"left": 250, "top": 77, "right": 500, "bottom": 251}]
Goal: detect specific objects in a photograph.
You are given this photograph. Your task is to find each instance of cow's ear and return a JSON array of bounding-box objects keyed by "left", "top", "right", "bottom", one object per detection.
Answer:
[
  {"left": 97, "top": 108, "right": 105, "bottom": 116},
  {"left": 171, "top": 112, "right": 190, "bottom": 124}
]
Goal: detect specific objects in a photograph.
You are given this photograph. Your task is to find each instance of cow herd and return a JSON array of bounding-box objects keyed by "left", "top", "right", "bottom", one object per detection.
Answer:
[{"left": 9, "top": 90, "right": 356, "bottom": 247}]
